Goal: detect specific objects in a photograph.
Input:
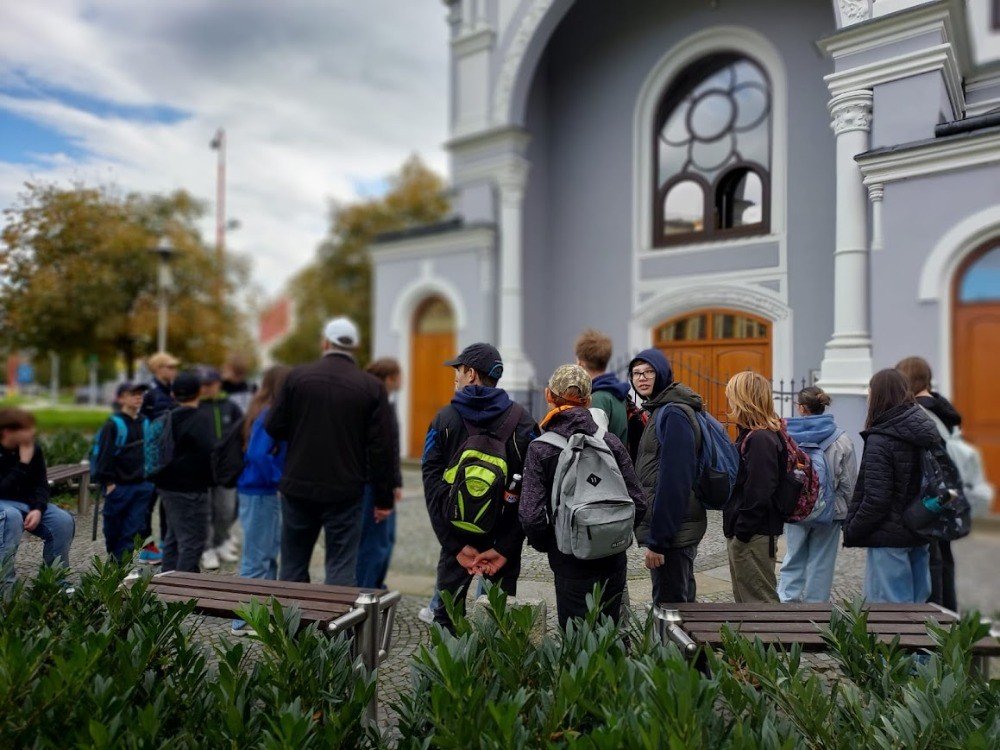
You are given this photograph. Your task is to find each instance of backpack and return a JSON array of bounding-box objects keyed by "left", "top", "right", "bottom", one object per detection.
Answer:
[
  {"left": 769, "top": 427, "right": 820, "bottom": 523},
  {"left": 663, "top": 405, "right": 740, "bottom": 511},
  {"left": 444, "top": 405, "right": 524, "bottom": 536},
  {"left": 89, "top": 415, "right": 140, "bottom": 477},
  {"left": 920, "top": 407, "right": 995, "bottom": 517},
  {"left": 535, "top": 427, "right": 636, "bottom": 560},
  {"left": 902, "top": 443, "right": 972, "bottom": 542},
  {"left": 790, "top": 430, "right": 844, "bottom": 526},
  {"left": 211, "top": 418, "right": 246, "bottom": 489},
  {"left": 143, "top": 410, "right": 175, "bottom": 479}
]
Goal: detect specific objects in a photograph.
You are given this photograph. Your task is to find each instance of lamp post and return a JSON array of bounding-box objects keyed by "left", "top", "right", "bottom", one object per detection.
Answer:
[
  {"left": 210, "top": 128, "right": 226, "bottom": 305},
  {"left": 151, "top": 236, "right": 175, "bottom": 352}
]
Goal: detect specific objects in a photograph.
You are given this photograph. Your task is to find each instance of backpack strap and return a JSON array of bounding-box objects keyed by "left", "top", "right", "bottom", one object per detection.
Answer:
[
  {"left": 535, "top": 432, "right": 569, "bottom": 450},
  {"left": 109, "top": 415, "right": 129, "bottom": 450},
  {"left": 818, "top": 429, "right": 844, "bottom": 453},
  {"left": 660, "top": 403, "right": 703, "bottom": 457}
]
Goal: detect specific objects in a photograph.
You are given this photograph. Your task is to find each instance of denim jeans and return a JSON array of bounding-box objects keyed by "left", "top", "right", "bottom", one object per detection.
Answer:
[
  {"left": 650, "top": 544, "right": 698, "bottom": 604},
  {"left": 160, "top": 490, "right": 210, "bottom": 573},
  {"left": 864, "top": 546, "right": 931, "bottom": 604},
  {"left": 778, "top": 522, "right": 841, "bottom": 603},
  {"left": 280, "top": 496, "right": 364, "bottom": 586},
  {"left": 0, "top": 500, "right": 75, "bottom": 584},
  {"left": 238, "top": 492, "right": 281, "bottom": 580},
  {"left": 355, "top": 485, "right": 397, "bottom": 589},
  {"left": 103, "top": 482, "right": 155, "bottom": 562}
]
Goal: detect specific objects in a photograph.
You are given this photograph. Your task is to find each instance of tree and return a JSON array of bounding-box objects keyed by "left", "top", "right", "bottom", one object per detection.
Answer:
[
  {"left": 0, "top": 182, "right": 252, "bottom": 376},
  {"left": 274, "top": 155, "right": 449, "bottom": 364}
]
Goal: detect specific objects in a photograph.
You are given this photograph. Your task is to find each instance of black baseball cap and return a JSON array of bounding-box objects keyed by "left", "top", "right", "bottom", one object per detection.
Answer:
[
  {"left": 444, "top": 343, "right": 504, "bottom": 382},
  {"left": 116, "top": 381, "right": 150, "bottom": 397},
  {"left": 171, "top": 370, "right": 202, "bottom": 401}
]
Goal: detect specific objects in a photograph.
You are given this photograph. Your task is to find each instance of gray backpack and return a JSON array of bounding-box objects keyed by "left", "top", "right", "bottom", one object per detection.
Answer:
[{"left": 535, "top": 428, "right": 636, "bottom": 560}]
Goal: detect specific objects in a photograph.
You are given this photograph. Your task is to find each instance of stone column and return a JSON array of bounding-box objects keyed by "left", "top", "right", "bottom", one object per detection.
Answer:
[
  {"left": 819, "top": 90, "right": 874, "bottom": 393},
  {"left": 496, "top": 157, "right": 535, "bottom": 394},
  {"left": 868, "top": 184, "right": 885, "bottom": 252}
]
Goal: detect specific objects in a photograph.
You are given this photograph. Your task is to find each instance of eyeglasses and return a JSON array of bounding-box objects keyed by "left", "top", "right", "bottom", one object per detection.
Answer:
[{"left": 631, "top": 369, "right": 655, "bottom": 381}]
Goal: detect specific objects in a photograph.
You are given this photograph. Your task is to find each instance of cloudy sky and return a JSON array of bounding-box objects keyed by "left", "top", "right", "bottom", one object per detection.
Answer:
[{"left": 0, "top": 0, "right": 449, "bottom": 295}]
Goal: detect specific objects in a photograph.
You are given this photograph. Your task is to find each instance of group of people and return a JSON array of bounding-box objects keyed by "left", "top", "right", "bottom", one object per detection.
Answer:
[{"left": 0, "top": 315, "right": 976, "bottom": 632}]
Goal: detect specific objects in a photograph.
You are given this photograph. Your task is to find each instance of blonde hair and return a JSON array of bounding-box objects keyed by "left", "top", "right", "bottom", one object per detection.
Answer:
[{"left": 725, "top": 371, "right": 782, "bottom": 431}]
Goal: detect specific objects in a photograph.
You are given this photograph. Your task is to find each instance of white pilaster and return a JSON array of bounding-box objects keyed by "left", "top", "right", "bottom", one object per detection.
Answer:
[
  {"left": 868, "top": 184, "right": 885, "bottom": 251},
  {"left": 819, "top": 90, "right": 874, "bottom": 394},
  {"left": 496, "top": 156, "right": 535, "bottom": 392}
]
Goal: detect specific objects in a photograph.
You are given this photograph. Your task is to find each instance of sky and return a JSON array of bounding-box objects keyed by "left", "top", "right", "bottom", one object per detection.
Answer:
[{"left": 0, "top": 0, "right": 450, "bottom": 296}]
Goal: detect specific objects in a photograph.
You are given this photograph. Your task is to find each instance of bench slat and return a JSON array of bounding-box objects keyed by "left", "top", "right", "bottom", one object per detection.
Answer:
[
  {"left": 154, "top": 571, "right": 379, "bottom": 599},
  {"left": 154, "top": 592, "right": 344, "bottom": 625},
  {"left": 685, "top": 622, "right": 935, "bottom": 635},
  {"left": 145, "top": 584, "right": 356, "bottom": 616},
  {"left": 674, "top": 611, "right": 954, "bottom": 624},
  {"left": 687, "top": 631, "right": 1000, "bottom": 655},
  {"left": 675, "top": 603, "right": 946, "bottom": 613},
  {"left": 149, "top": 575, "right": 365, "bottom": 606}
]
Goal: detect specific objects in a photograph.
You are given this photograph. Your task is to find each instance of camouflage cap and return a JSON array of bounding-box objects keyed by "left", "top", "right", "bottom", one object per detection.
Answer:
[{"left": 547, "top": 364, "right": 592, "bottom": 401}]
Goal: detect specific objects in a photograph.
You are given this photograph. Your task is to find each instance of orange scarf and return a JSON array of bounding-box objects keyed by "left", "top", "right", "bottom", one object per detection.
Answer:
[{"left": 540, "top": 404, "right": 580, "bottom": 430}]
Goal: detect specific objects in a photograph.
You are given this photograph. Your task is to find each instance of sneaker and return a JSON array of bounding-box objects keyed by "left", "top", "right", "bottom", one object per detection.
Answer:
[
  {"left": 216, "top": 543, "right": 239, "bottom": 564},
  {"left": 201, "top": 548, "right": 220, "bottom": 571},
  {"left": 418, "top": 607, "right": 435, "bottom": 625},
  {"left": 231, "top": 619, "right": 257, "bottom": 637},
  {"left": 138, "top": 543, "right": 163, "bottom": 566}
]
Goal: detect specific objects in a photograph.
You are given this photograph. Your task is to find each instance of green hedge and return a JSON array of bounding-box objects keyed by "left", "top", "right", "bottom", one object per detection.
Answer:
[{"left": 27, "top": 407, "right": 109, "bottom": 433}]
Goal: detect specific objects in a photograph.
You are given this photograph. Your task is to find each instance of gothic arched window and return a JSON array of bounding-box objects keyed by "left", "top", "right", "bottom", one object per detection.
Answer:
[{"left": 653, "top": 54, "right": 772, "bottom": 246}]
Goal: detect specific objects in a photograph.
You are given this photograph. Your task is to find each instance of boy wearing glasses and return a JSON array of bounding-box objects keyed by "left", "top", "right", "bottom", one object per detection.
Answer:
[{"left": 629, "top": 349, "right": 707, "bottom": 604}]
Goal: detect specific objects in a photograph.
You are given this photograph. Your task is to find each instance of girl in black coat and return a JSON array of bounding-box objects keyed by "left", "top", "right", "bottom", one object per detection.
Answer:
[{"left": 844, "top": 369, "right": 940, "bottom": 603}]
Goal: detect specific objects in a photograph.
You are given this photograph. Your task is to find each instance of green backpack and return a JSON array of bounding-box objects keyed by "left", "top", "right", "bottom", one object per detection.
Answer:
[{"left": 444, "top": 405, "right": 523, "bottom": 536}]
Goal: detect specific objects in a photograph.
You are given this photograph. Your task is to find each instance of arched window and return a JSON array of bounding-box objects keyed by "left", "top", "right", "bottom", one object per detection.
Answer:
[{"left": 653, "top": 54, "right": 772, "bottom": 246}]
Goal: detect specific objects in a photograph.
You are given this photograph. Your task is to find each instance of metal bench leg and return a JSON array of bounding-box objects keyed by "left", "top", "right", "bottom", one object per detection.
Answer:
[
  {"left": 653, "top": 605, "right": 698, "bottom": 657},
  {"left": 355, "top": 592, "right": 381, "bottom": 727},
  {"left": 78, "top": 474, "right": 91, "bottom": 515}
]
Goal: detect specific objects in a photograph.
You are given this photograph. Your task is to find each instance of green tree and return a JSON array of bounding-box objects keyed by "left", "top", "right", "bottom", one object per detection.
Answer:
[
  {"left": 0, "top": 182, "right": 252, "bottom": 376},
  {"left": 274, "top": 155, "right": 449, "bottom": 364}
]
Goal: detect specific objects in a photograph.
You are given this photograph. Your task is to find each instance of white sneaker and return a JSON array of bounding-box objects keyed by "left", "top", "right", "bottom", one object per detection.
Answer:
[
  {"left": 418, "top": 607, "right": 435, "bottom": 625},
  {"left": 221, "top": 537, "right": 240, "bottom": 557},
  {"left": 201, "top": 548, "right": 220, "bottom": 571},
  {"left": 216, "top": 543, "right": 239, "bottom": 563}
]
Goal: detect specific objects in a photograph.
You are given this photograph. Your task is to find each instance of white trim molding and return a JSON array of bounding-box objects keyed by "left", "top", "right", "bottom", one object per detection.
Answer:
[
  {"left": 857, "top": 127, "right": 1000, "bottom": 186},
  {"left": 628, "top": 281, "right": 794, "bottom": 389},
  {"left": 492, "top": 0, "right": 562, "bottom": 125},
  {"left": 917, "top": 206, "right": 1000, "bottom": 396},
  {"left": 370, "top": 225, "right": 496, "bottom": 264},
  {"left": 631, "top": 25, "right": 789, "bottom": 309}
]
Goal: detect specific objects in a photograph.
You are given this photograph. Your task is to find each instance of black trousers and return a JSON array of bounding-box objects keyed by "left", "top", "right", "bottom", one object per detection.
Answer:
[
  {"left": 279, "top": 496, "right": 363, "bottom": 586},
  {"left": 650, "top": 544, "right": 698, "bottom": 604},
  {"left": 929, "top": 540, "right": 957, "bottom": 611},
  {"left": 433, "top": 547, "right": 521, "bottom": 632},
  {"left": 553, "top": 568, "right": 627, "bottom": 629},
  {"left": 160, "top": 490, "right": 209, "bottom": 573}
]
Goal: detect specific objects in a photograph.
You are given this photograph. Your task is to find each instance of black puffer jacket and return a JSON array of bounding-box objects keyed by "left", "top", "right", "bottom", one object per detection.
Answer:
[{"left": 844, "top": 404, "right": 942, "bottom": 548}]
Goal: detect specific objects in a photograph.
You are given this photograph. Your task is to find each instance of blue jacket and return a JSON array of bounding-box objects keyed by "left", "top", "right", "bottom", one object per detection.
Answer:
[
  {"left": 141, "top": 378, "right": 175, "bottom": 420},
  {"left": 238, "top": 409, "right": 287, "bottom": 495}
]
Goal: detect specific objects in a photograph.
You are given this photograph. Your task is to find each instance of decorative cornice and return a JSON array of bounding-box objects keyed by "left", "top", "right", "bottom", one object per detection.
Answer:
[
  {"left": 369, "top": 224, "right": 495, "bottom": 263},
  {"left": 829, "top": 91, "right": 873, "bottom": 135},
  {"left": 857, "top": 127, "right": 1000, "bottom": 185},
  {"left": 634, "top": 282, "right": 792, "bottom": 326},
  {"left": 492, "top": 0, "right": 556, "bottom": 124},
  {"left": 839, "top": 0, "right": 873, "bottom": 27}
]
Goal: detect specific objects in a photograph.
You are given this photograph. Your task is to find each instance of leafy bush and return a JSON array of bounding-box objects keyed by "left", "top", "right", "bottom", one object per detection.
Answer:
[
  {"left": 0, "top": 561, "right": 380, "bottom": 749},
  {"left": 31, "top": 408, "right": 110, "bottom": 434},
  {"left": 396, "top": 586, "right": 1000, "bottom": 749},
  {"left": 39, "top": 429, "right": 91, "bottom": 466}
]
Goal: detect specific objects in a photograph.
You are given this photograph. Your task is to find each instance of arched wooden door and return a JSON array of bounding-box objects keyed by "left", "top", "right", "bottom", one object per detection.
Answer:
[
  {"left": 653, "top": 309, "right": 772, "bottom": 427},
  {"left": 409, "top": 297, "right": 457, "bottom": 457},
  {"left": 953, "top": 242, "right": 1000, "bottom": 512}
]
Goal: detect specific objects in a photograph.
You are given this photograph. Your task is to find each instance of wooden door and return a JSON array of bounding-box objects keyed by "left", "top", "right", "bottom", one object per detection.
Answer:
[
  {"left": 953, "top": 243, "right": 1000, "bottom": 512},
  {"left": 654, "top": 309, "right": 771, "bottom": 429},
  {"left": 409, "top": 297, "right": 456, "bottom": 457}
]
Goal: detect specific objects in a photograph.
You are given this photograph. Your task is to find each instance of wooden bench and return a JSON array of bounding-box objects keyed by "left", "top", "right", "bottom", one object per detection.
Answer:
[
  {"left": 132, "top": 571, "right": 401, "bottom": 724},
  {"left": 46, "top": 464, "right": 102, "bottom": 541},
  {"left": 654, "top": 602, "right": 1000, "bottom": 669}
]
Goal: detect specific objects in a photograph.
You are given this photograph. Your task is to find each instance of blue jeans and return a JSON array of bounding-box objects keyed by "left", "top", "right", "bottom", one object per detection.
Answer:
[
  {"left": 103, "top": 483, "right": 155, "bottom": 562},
  {"left": 778, "top": 522, "right": 841, "bottom": 603},
  {"left": 238, "top": 492, "right": 281, "bottom": 580},
  {"left": 864, "top": 546, "right": 931, "bottom": 604},
  {"left": 0, "top": 500, "right": 75, "bottom": 584},
  {"left": 355, "top": 485, "right": 396, "bottom": 589}
]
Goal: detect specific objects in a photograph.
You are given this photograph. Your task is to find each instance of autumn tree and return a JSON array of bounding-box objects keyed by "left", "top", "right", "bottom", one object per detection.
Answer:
[
  {"left": 274, "top": 155, "right": 449, "bottom": 364},
  {"left": 0, "top": 182, "right": 252, "bottom": 376}
]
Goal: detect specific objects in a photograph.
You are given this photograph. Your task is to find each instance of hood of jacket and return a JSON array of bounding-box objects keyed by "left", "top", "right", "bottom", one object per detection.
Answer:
[
  {"left": 451, "top": 385, "right": 513, "bottom": 425},
  {"left": 784, "top": 414, "right": 839, "bottom": 445},
  {"left": 543, "top": 406, "right": 599, "bottom": 439},
  {"left": 919, "top": 392, "right": 962, "bottom": 432},
  {"left": 863, "top": 403, "right": 940, "bottom": 447},
  {"left": 643, "top": 381, "right": 704, "bottom": 413},
  {"left": 591, "top": 373, "right": 631, "bottom": 401},
  {"left": 629, "top": 348, "right": 674, "bottom": 398}
]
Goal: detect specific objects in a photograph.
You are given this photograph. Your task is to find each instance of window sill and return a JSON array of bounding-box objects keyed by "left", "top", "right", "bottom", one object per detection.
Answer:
[{"left": 638, "top": 233, "right": 782, "bottom": 259}]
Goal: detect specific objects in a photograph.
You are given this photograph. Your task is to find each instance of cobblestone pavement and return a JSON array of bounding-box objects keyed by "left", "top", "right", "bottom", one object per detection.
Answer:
[{"left": 13, "top": 472, "right": 1000, "bottom": 729}]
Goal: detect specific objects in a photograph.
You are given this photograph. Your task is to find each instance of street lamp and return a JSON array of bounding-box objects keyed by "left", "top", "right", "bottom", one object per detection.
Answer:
[{"left": 150, "top": 236, "right": 175, "bottom": 352}]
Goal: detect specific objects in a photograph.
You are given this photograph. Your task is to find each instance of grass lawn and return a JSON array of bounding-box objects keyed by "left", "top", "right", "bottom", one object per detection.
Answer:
[{"left": 0, "top": 399, "right": 109, "bottom": 432}]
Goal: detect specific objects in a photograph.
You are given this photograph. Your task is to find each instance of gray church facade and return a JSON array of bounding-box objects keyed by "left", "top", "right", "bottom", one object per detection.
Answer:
[{"left": 370, "top": 0, "right": 1000, "bottom": 508}]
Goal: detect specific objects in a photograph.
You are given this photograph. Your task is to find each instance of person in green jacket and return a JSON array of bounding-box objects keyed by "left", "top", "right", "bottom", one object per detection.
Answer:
[{"left": 574, "top": 329, "right": 630, "bottom": 444}]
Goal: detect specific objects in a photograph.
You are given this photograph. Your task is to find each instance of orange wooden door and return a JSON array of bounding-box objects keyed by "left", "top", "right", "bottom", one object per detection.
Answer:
[
  {"left": 655, "top": 309, "right": 771, "bottom": 430},
  {"left": 953, "top": 243, "right": 1000, "bottom": 512},
  {"left": 409, "top": 298, "right": 456, "bottom": 457}
]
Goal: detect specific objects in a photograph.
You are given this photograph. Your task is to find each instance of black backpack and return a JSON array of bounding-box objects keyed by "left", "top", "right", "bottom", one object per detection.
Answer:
[
  {"left": 902, "top": 443, "right": 971, "bottom": 542},
  {"left": 211, "top": 418, "right": 246, "bottom": 489},
  {"left": 445, "top": 405, "right": 523, "bottom": 536}
]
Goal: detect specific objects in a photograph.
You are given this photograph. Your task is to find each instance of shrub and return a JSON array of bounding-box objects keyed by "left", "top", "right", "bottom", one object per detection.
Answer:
[
  {"left": 0, "top": 561, "right": 381, "bottom": 749},
  {"left": 39, "top": 430, "right": 90, "bottom": 466}
]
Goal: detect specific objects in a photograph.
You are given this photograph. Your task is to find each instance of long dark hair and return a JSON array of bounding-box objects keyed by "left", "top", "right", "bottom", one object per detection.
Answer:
[
  {"left": 865, "top": 368, "right": 914, "bottom": 430},
  {"left": 242, "top": 365, "right": 292, "bottom": 448}
]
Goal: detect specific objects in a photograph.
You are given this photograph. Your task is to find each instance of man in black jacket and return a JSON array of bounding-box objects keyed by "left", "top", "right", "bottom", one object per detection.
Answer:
[
  {"left": 266, "top": 317, "right": 394, "bottom": 586},
  {"left": 422, "top": 343, "right": 538, "bottom": 630}
]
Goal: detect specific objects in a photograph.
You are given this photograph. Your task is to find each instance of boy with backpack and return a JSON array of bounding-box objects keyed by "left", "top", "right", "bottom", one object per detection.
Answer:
[
  {"left": 92, "top": 382, "right": 155, "bottom": 562},
  {"left": 574, "top": 329, "right": 630, "bottom": 445},
  {"left": 422, "top": 343, "right": 538, "bottom": 631},
  {"left": 520, "top": 365, "right": 647, "bottom": 628}
]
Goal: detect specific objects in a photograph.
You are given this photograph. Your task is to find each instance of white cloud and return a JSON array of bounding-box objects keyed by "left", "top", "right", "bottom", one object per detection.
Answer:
[{"left": 0, "top": 0, "right": 450, "bottom": 294}]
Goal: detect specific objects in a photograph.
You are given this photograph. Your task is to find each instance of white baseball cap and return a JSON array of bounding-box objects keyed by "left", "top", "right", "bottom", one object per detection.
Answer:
[{"left": 323, "top": 316, "right": 360, "bottom": 349}]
